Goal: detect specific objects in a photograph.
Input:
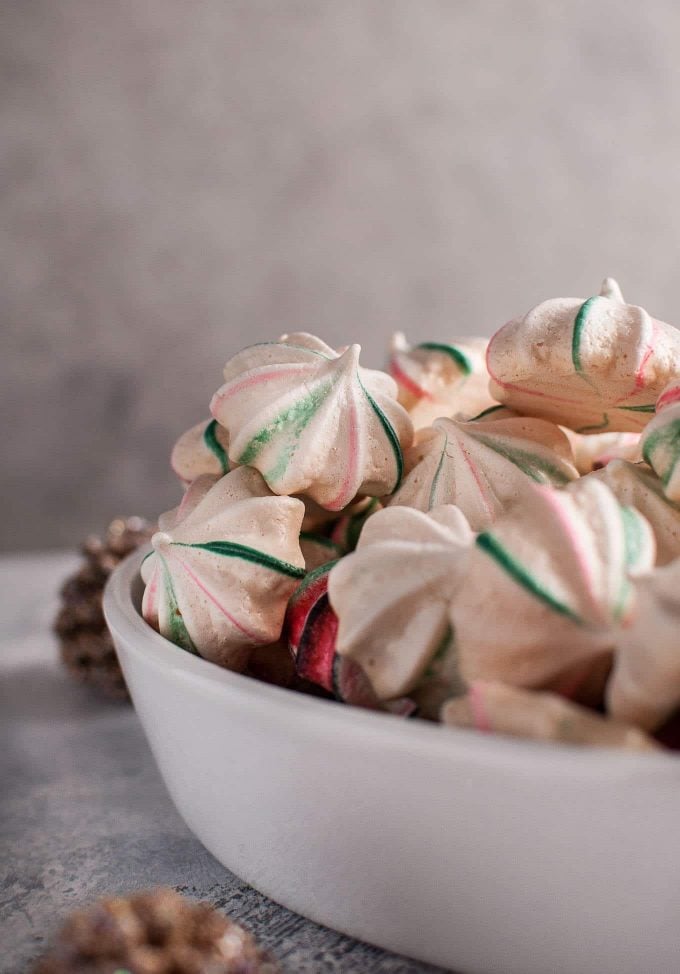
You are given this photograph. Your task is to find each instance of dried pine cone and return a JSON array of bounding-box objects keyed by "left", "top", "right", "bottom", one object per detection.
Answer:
[
  {"left": 54, "top": 516, "right": 154, "bottom": 699},
  {"left": 33, "top": 887, "right": 278, "bottom": 974}
]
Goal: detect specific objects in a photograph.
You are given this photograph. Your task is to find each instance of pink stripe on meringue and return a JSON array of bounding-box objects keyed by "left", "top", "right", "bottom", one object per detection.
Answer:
[
  {"left": 469, "top": 683, "right": 493, "bottom": 733},
  {"left": 325, "top": 396, "right": 360, "bottom": 511},
  {"left": 176, "top": 488, "right": 196, "bottom": 520},
  {"left": 142, "top": 563, "right": 160, "bottom": 623},
  {"left": 535, "top": 487, "right": 600, "bottom": 620},
  {"left": 389, "top": 358, "right": 431, "bottom": 401},
  {"left": 485, "top": 337, "right": 581, "bottom": 406},
  {"left": 211, "top": 364, "right": 311, "bottom": 409},
  {"left": 613, "top": 319, "right": 659, "bottom": 405},
  {"left": 169, "top": 552, "right": 260, "bottom": 641},
  {"left": 633, "top": 319, "right": 658, "bottom": 391},
  {"left": 657, "top": 385, "right": 680, "bottom": 411},
  {"left": 460, "top": 444, "right": 495, "bottom": 522}
]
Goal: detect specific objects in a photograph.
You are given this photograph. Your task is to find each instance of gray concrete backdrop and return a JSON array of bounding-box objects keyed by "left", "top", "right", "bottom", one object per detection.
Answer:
[{"left": 4, "top": 1, "right": 680, "bottom": 550}]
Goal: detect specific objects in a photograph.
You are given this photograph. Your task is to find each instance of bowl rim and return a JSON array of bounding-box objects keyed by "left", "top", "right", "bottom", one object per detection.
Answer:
[{"left": 104, "top": 547, "right": 680, "bottom": 779}]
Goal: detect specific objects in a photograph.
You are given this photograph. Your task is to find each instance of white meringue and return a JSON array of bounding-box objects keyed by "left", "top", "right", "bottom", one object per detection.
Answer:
[
  {"left": 442, "top": 681, "right": 657, "bottom": 751},
  {"left": 589, "top": 459, "right": 680, "bottom": 565},
  {"left": 487, "top": 278, "right": 680, "bottom": 433},
  {"left": 328, "top": 505, "right": 473, "bottom": 700},
  {"left": 210, "top": 333, "right": 413, "bottom": 510},
  {"left": 640, "top": 380, "right": 680, "bottom": 502},
  {"left": 170, "top": 418, "right": 231, "bottom": 485},
  {"left": 449, "top": 479, "right": 655, "bottom": 689},
  {"left": 389, "top": 414, "right": 578, "bottom": 531},
  {"left": 388, "top": 332, "right": 496, "bottom": 428},
  {"left": 141, "top": 467, "right": 305, "bottom": 669},
  {"left": 561, "top": 428, "right": 641, "bottom": 475},
  {"left": 607, "top": 557, "right": 680, "bottom": 731},
  {"left": 169, "top": 427, "right": 344, "bottom": 535}
]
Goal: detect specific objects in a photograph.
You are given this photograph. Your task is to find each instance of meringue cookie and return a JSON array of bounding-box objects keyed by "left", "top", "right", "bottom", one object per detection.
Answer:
[
  {"left": 170, "top": 418, "right": 230, "bottom": 485},
  {"left": 589, "top": 459, "right": 680, "bottom": 565},
  {"left": 442, "top": 682, "right": 657, "bottom": 751},
  {"left": 607, "top": 558, "right": 680, "bottom": 730},
  {"left": 286, "top": 561, "right": 339, "bottom": 694},
  {"left": 389, "top": 414, "right": 577, "bottom": 531},
  {"left": 450, "top": 479, "right": 655, "bottom": 689},
  {"left": 487, "top": 278, "right": 680, "bottom": 433},
  {"left": 328, "top": 505, "right": 473, "bottom": 700},
  {"left": 285, "top": 560, "right": 382, "bottom": 711},
  {"left": 561, "top": 428, "right": 641, "bottom": 475},
  {"left": 641, "top": 380, "right": 680, "bottom": 502},
  {"left": 389, "top": 332, "right": 496, "bottom": 428},
  {"left": 210, "top": 333, "right": 414, "bottom": 510},
  {"left": 141, "top": 467, "right": 305, "bottom": 669}
]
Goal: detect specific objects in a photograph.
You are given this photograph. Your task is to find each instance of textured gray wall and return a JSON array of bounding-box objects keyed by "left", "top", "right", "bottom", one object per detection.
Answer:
[{"left": 4, "top": 1, "right": 680, "bottom": 550}]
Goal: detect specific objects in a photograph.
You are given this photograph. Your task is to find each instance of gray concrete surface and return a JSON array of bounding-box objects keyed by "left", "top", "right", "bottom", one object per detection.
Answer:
[
  {"left": 4, "top": 2, "right": 680, "bottom": 549},
  {"left": 0, "top": 551, "right": 448, "bottom": 973}
]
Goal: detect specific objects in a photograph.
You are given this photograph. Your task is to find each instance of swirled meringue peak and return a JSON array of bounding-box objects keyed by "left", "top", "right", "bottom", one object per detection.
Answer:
[
  {"left": 442, "top": 682, "right": 656, "bottom": 751},
  {"left": 487, "top": 278, "right": 680, "bottom": 433},
  {"left": 607, "top": 558, "right": 680, "bottom": 731},
  {"left": 589, "top": 459, "right": 680, "bottom": 565},
  {"left": 170, "top": 418, "right": 230, "bottom": 486},
  {"left": 210, "top": 333, "right": 414, "bottom": 510},
  {"left": 389, "top": 414, "right": 578, "bottom": 531},
  {"left": 388, "top": 332, "right": 496, "bottom": 428},
  {"left": 450, "top": 479, "right": 655, "bottom": 690},
  {"left": 328, "top": 504, "right": 473, "bottom": 700},
  {"left": 641, "top": 380, "right": 680, "bottom": 502},
  {"left": 141, "top": 467, "right": 305, "bottom": 670}
]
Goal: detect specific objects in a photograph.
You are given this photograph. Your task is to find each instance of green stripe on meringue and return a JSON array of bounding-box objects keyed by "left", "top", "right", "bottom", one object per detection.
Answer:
[
  {"left": 237, "top": 378, "right": 335, "bottom": 479},
  {"left": 203, "top": 419, "right": 229, "bottom": 474},
  {"left": 476, "top": 532, "right": 583, "bottom": 623},
  {"left": 619, "top": 403, "right": 656, "bottom": 414},
  {"left": 359, "top": 381, "right": 404, "bottom": 492},
  {"left": 473, "top": 434, "right": 572, "bottom": 486},
  {"left": 613, "top": 506, "right": 645, "bottom": 622},
  {"left": 468, "top": 404, "right": 507, "bottom": 422},
  {"left": 576, "top": 414, "right": 610, "bottom": 434},
  {"left": 173, "top": 540, "right": 306, "bottom": 579},
  {"left": 642, "top": 418, "right": 680, "bottom": 484},
  {"left": 416, "top": 341, "right": 472, "bottom": 375},
  {"left": 572, "top": 296, "right": 599, "bottom": 376},
  {"left": 620, "top": 505, "right": 649, "bottom": 571},
  {"left": 158, "top": 554, "right": 198, "bottom": 654},
  {"left": 428, "top": 434, "right": 449, "bottom": 509}
]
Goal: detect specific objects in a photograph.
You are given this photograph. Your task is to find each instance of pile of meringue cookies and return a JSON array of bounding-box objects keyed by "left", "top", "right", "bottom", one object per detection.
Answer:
[{"left": 142, "top": 278, "right": 680, "bottom": 753}]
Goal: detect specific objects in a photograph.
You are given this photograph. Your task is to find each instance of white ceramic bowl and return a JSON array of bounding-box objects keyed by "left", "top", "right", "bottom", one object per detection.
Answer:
[{"left": 104, "top": 549, "right": 680, "bottom": 974}]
